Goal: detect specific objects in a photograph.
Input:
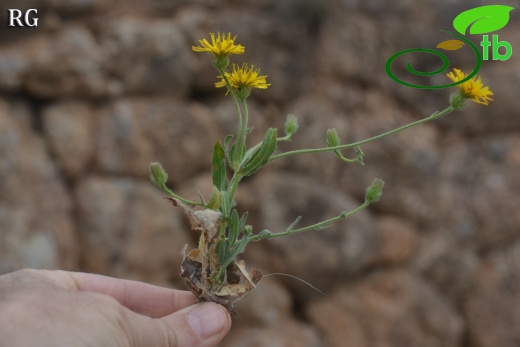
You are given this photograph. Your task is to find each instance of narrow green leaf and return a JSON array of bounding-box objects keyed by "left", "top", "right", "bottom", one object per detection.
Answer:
[
  {"left": 230, "top": 143, "right": 238, "bottom": 167},
  {"left": 217, "top": 236, "right": 249, "bottom": 272},
  {"left": 211, "top": 141, "right": 227, "bottom": 190},
  {"left": 216, "top": 239, "right": 230, "bottom": 267},
  {"left": 206, "top": 186, "right": 222, "bottom": 210},
  {"left": 223, "top": 135, "right": 233, "bottom": 167},
  {"left": 229, "top": 236, "right": 249, "bottom": 260},
  {"left": 197, "top": 190, "right": 206, "bottom": 205},
  {"left": 219, "top": 190, "right": 230, "bottom": 217},
  {"left": 239, "top": 211, "right": 248, "bottom": 234},
  {"left": 228, "top": 209, "right": 240, "bottom": 247},
  {"left": 453, "top": 5, "right": 514, "bottom": 35},
  {"left": 286, "top": 216, "right": 302, "bottom": 232},
  {"left": 239, "top": 128, "right": 277, "bottom": 176}
]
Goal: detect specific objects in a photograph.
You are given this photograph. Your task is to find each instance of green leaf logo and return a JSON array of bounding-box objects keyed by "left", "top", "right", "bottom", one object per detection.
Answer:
[{"left": 453, "top": 5, "right": 515, "bottom": 35}]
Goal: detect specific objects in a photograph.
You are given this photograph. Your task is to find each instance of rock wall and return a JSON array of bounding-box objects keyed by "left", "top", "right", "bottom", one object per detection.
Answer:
[{"left": 1, "top": 1, "right": 519, "bottom": 346}]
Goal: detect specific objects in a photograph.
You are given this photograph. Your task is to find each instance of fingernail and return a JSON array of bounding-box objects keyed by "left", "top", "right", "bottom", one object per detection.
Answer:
[{"left": 188, "top": 303, "right": 227, "bottom": 338}]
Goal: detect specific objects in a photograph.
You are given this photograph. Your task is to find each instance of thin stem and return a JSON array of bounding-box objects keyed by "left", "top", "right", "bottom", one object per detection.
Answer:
[
  {"left": 160, "top": 183, "right": 205, "bottom": 207},
  {"left": 269, "top": 105, "right": 455, "bottom": 162},
  {"left": 254, "top": 200, "right": 371, "bottom": 240},
  {"left": 227, "top": 172, "right": 243, "bottom": 213},
  {"left": 239, "top": 98, "right": 249, "bottom": 159},
  {"left": 276, "top": 134, "right": 292, "bottom": 142},
  {"left": 219, "top": 68, "right": 244, "bottom": 158}
]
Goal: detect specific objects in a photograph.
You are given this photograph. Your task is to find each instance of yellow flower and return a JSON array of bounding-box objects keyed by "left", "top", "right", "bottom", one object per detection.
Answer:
[
  {"left": 446, "top": 68, "right": 493, "bottom": 106},
  {"left": 216, "top": 63, "right": 270, "bottom": 95},
  {"left": 192, "top": 33, "right": 245, "bottom": 57}
]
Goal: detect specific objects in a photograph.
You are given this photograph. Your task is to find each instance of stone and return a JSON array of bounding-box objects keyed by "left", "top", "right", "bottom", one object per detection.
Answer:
[
  {"left": 231, "top": 277, "right": 293, "bottom": 328},
  {"left": 223, "top": 320, "right": 322, "bottom": 347},
  {"left": 243, "top": 171, "right": 379, "bottom": 299},
  {"left": 97, "top": 17, "right": 194, "bottom": 97},
  {"left": 94, "top": 98, "right": 219, "bottom": 185},
  {"left": 412, "top": 233, "right": 478, "bottom": 304},
  {"left": 24, "top": 26, "right": 107, "bottom": 98},
  {"left": 373, "top": 215, "right": 418, "bottom": 266},
  {"left": 0, "top": 98, "right": 77, "bottom": 273},
  {"left": 42, "top": 101, "right": 95, "bottom": 179},
  {"left": 306, "top": 270, "right": 464, "bottom": 347},
  {"left": 441, "top": 134, "right": 520, "bottom": 249},
  {"left": 464, "top": 241, "right": 520, "bottom": 347},
  {"left": 75, "top": 177, "right": 191, "bottom": 284}
]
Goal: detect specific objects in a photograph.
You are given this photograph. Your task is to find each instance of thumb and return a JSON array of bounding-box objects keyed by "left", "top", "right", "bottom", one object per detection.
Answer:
[{"left": 128, "top": 302, "right": 232, "bottom": 347}]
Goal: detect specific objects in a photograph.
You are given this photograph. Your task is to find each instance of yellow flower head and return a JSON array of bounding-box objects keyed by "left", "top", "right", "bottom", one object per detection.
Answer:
[
  {"left": 192, "top": 33, "right": 245, "bottom": 58},
  {"left": 446, "top": 68, "right": 493, "bottom": 106},
  {"left": 216, "top": 63, "right": 270, "bottom": 95}
]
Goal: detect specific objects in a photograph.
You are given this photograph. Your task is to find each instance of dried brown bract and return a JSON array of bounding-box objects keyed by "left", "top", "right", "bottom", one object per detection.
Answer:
[{"left": 168, "top": 197, "right": 262, "bottom": 315}]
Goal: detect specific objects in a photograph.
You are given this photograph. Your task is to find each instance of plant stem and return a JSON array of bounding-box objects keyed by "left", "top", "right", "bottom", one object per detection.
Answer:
[
  {"left": 239, "top": 98, "right": 249, "bottom": 159},
  {"left": 160, "top": 183, "right": 205, "bottom": 207},
  {"left": 269, "top": 105, "right": 455, "bottom": 162},
  {"left": 253, "top": 200, "right": 371, "bottom": 240},
  {"left": 219, "top": 68, "right": 244, "bottom": 160},
  {"left": 227, "top": 172, "right": 243, "bottom": 214}
]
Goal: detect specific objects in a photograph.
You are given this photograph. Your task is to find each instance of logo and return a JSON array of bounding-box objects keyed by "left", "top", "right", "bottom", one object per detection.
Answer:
[
  {"left": 386, "top": 5, "right": 514, "bottom": 89},
  {"left": 6, "top": 9, "right": 39, "bottom": 27}
]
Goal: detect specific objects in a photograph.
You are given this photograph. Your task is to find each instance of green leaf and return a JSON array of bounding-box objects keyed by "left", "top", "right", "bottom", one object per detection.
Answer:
[
  {"left": 211, "top": 141, "right": 227, "bottom": 191},
  {"left": 239, "top": 128, "right": 277, "bottom": 176},
  {"left": 197, "top": 190, "right": 206, "bottom": 205},
  {"left": 239, "top": 211, "right": 248, "bottom": 234},
  {"left": 229, "top": 236, "right": 249, "bottom": 260},
  {"left": 223, "top": 135, "right": 233, "bottom": 164},
  {"left": 286, "top": 216, "right": 302, "bottom": 232},
  {"left": 229, "top": 143, "right": 238, "bottom": 168},
  {"left": 216, "top": 236, "right": 249, "bottom": 272},
  {"left": 228, "top": 209, "right": 240, "bottom": 247},
  {"left": 206, "top": 186, "right": 222, "bottom": 210},
  {"left": 219, "top": 190, "right": 230, "bottom": 217},
  {"left": 216, "top": 239, "right": 232, "bottom": 268},
  {"left": 453, "top": 5, "right": 515, "bottom": 35}
]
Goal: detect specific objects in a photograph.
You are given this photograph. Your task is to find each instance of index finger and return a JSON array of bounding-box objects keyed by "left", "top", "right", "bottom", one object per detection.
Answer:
[{"left": 43, "top": 270, "right": 196, "bottom": 318}]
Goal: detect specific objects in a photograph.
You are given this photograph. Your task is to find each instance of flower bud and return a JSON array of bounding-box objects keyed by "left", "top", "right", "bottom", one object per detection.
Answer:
[
  {"left": 214, "top": 55, "right": 230, "bottom": 70},
  {"left": 243, "top": 225, "right": 253, "bottom": 236},
  {"left": 149, "top": 162, "right": 168, "bottom": 186},
  {"left": 326, "top": 128, "right": 340, "bottom": 148},
  {"left": 284, "top": 114, "right": 299, "bottom": 136},
  {"left": 449, "top": 92, "right": 467, "bottom": 110},
  {"left": 365, "top": 178, "right": 385, "bottom": 203}
]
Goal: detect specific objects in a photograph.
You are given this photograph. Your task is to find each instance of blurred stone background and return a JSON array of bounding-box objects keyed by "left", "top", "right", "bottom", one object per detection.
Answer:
[{"left": 1, "top": 0, "right": 519, "bottom": 346}]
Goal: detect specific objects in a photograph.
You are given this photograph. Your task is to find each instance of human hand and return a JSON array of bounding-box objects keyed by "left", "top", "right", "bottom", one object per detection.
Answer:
[{"left": 0, "top": 269, "right": 231, "bottom": 347}]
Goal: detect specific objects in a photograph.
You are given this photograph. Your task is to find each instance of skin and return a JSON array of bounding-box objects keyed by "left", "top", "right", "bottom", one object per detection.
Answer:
[{"left": 0, "top": 269, "right": 231, "bottom": 347}]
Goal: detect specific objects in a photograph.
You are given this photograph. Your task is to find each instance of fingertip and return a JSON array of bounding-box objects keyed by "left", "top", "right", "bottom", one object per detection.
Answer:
[
  {"left": 187, "top": 303, "right": 231, "bottom": 339},
  {"left": 159, "top": 302, "right": 231, "bottom": 347}
]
